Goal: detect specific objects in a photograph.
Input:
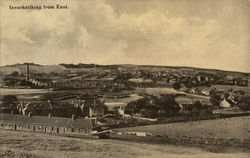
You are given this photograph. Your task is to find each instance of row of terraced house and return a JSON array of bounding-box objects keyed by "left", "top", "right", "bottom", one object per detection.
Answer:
[{"left": 0, "top": 113, "right": 94, "bottom": 136}]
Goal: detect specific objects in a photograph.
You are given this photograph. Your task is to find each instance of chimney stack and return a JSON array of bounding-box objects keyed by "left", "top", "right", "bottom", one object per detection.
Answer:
[
  {"left": 48, "top": 100, "right": 53, "bottom": 109},
  {"left": 71, "top": 114, "right": 75, "bottom": 121},
  {"left": 26, "top": 63, "right": 30, "bottom": 82},
  {"left": 28, "top": 112, "right": 32, "bottom": 118}
]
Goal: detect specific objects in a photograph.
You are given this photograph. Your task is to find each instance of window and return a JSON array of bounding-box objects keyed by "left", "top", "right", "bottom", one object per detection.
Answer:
[
  {"left": 51, "top": 127, "right": 54, "bottom": 131},
  {"left": 71, "top": 128, "right": 74, "bottom": 132},
  {"left": 28, "top": 125, "right": 30, "bottom": 129},
  {"left": 1, "top": 123, "right": 3, "bottom": 127}
]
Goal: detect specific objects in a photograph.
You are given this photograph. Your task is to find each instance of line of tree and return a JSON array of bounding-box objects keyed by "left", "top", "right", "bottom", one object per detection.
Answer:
[{"left": 125, "top": 94, "right": 180, "bottom": 118}]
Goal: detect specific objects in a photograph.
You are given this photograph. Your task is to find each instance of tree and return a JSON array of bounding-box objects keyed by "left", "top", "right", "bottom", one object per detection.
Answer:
[
  {"left": 185, "top": 82, "right": 193, "bottom": 88},
  {"left": 209, "top": 89, "right": 221, "bottom": 106},
  {"left": 140, "top": 108, "right": 154, "bottom": 118},
  {"left": 238, "top": 96, "right": 250, "bottom": 111},
  {"left": 125, "top": 98, "right": 149, "bottom": 115},
  {"left": 173, "top": 82, "right": 181, "bottom": 90},
  {"left": 125, "top": 95, "right": 180, "bottom": 118},
  {"left": 1, "top": 95, "right": 18, "bottom": 114},
  {"left": 10, "top": 71, "right": 19, "bottom": 77},
  {"left": 124, "top": 101, "right": 137, "bottom": 115},
  {"left": 155, "top": 95, "right": 180, "bottom": 117},
  {"left": 3, "top": 77, "right": 19, "bottom": 86},
  {"left": 18, "top": 80, "right": 33, "bottom": 86},
  {"left": 184, "top": 101, "right": 212, "bottom": 120},
  {"left": 190, "top": 101, "right": 203, "bottom": 119}
]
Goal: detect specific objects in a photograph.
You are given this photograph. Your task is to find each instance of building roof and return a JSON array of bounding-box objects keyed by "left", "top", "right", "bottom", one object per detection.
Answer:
[
  {"left": 0, "top": 113, "right": 92, "bottom": 129},
  {"left": 219, "top": 98, "right": 231, "bottom": 108}
]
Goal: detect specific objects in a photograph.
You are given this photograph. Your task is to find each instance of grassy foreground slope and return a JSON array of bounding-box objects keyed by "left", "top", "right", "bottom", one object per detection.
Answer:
[
  {"left": 0, "top": 130, "right": 249, "bottom": 158},
  {"left": 116, "top": 116, "right": 250, "bottom": 139}
]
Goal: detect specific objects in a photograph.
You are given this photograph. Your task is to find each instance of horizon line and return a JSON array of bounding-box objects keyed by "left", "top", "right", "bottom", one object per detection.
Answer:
[{"left": 0, "top": 62, "right": 249, "bottom": 74}]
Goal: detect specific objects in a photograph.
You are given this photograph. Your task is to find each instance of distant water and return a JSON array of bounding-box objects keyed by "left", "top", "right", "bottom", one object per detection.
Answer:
[{"left": 0, "top": 88, "right": 49, "bottom": 95}]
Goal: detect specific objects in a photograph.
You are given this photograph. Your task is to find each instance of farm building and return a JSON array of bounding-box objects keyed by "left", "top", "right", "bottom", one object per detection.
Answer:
[
  {"left": 73, "top": 98, "right": 107, "bottom": 118},
  {"left": 83, "top": 99, "right": 107, "bottom": 118},
  {"left": 0, "top": 113, "right": 93, "bottom": 135}
]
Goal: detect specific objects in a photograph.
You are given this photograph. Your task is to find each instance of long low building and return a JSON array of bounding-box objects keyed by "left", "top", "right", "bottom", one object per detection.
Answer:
[{"left": 0, "top": 113, "right": 94, "bottom": 135}]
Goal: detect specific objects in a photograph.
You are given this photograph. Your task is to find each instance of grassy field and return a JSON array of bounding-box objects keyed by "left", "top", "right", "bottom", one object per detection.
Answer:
[
  {"left": 115, "top": 116, "right": 250, "bottom": 140},
  {"left": 175, "top": 95, "right": 202, "bottom": 104},
  {"left": 0, "top": 88, "right": 49, "bottom": 96},
  {"left": 136, "top": 88, "right": 178, "bottom": 96},
  {"left": 104, "top": 94, "right": 143, "bottom": 110},
  {"left": 0, "top": 130, "right": 249, "bottom": 158}
]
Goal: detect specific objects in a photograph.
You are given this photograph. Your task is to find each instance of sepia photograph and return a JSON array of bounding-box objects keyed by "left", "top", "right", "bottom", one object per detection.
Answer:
[{"left": 0, "top": 0, "right": 249, "bottom": 157}]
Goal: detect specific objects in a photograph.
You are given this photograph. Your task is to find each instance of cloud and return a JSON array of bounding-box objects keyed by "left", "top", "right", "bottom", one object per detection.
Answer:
[{"left": 0, "top": 0, "right": 249, "bottom": 72}]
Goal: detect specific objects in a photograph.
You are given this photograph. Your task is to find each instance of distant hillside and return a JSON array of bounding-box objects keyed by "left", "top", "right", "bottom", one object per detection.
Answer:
[
  {"left": 59, "top": 63, "right": 249, "bottom": 76},
  {"left": 0, "top": 63, "right": 249, "bottom": 76},
  {"left": 118, "top": 64, "right": 249, "bottom": 76},
  {"left": 0, "top": 64, "right": 66, "bottom": 75}
]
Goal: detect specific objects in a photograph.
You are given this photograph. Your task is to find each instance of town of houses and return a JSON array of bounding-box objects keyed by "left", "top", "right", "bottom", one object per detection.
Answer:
[{"left": 0, "top": 63, "right": 249, "bottom": 138}]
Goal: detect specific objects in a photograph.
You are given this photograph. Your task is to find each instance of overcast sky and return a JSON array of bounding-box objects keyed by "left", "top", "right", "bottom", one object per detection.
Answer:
[{"left": 0, "top": 0, "right": 249, "bottom": 72}]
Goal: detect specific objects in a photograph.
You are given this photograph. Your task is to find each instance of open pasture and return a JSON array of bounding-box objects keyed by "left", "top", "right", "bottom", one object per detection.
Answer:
[
  {"left": 116, "top": 116, "right": 250, "bottom": 140},
  {"left": 0, "top": 129, "right": 249, "bottom": 158}
]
